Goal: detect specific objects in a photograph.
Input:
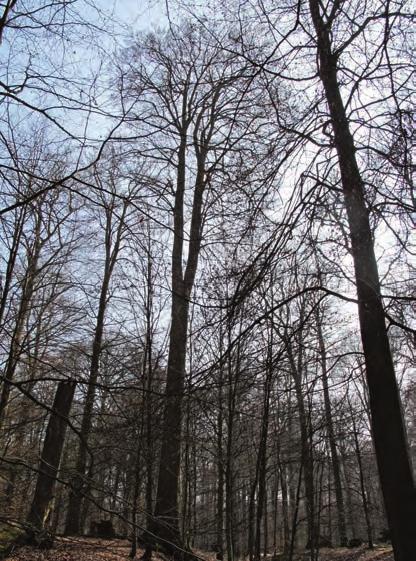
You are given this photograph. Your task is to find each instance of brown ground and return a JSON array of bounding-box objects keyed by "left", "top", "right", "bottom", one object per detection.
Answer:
[
  {"left": 7, "top": 537, "right": 134, "bottom": 561},
  {"left": 316, "top": 547, "right": 393, "bottom": 561},
  {"left": 6, "top": 538, "right": 394, "bottom": 561}
]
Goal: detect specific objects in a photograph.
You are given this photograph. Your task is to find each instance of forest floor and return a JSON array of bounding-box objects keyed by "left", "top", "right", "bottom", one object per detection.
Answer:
[{"left": 5, "top": 538, "right": 394, "bottom": 561}]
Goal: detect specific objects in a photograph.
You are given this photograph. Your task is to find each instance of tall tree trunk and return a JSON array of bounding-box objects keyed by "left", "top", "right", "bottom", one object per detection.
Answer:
[
  {"left": 64, "top": 281, "right": 109, "bottom": 535},
  {"left": 288, "top": 462, "right": 303, "bottom": 561},
  {"left": 0, "top": 212, "right": 41, "bottom": 429},
  {"left": 27, "top": 380, "right": 76, "bottom": 531},
  {"left": 225, "top": 318, "right": 242, "bottom": 561},
  {"left": 351, "top": 413, "right": 373, "bottom": 549},
  {"left": 308, "top": 3, "right": 416, "bottom": 559},
  {"left": 0, "top": 207, "right": 25, "bottom": 330},
  {"left": 287, "top": 340, "right": 316, "bottom": 554},
  {"left": 263, "top": 486, "right": 268, "bottom": 557},
  {"left": 4, "top": 316, "right": 43, "bottom": 511},
  {"left": 65, "top": 201, "right": 126, "bottom": 536},
  {"left": 150, "top": 290, "right": 190, "bottom": 550},
  {"left": 315, "top": 306, "right": 347, "bottom": 546},
  {"left": 131, "top": 261, "right": 154, "bottom": 559},
  {"left": 216, "top": 353, "right": 225, "bottom": 560},
  {"left": 181, "top": 390, "right": 191, "bottom": 548},
  {"left": 278, "top": 455, "right": 290, "bottom": 554},
  {"left": 272, "top": 468, "right": 279, "bottom": 555},
  {"left": 140, "top": 234, "right": 156, "bottom": 560},
  {"left": 51, "top": 439, "right": 71, "bottom": 535},
  {"left": 129, "top": 437, "right": 143, "bottom": 560},
  {"left": 326, "top": 462, "right": 332, "bottom": 545},
  {"left": 150, "top": 117, "right": 207, "bottom": 557},
  {"left": 254, "top": 348, "right": 273, "bottom": 561},
  {"left": 339, "top": 442, "right": 358, "bottom": 541}
]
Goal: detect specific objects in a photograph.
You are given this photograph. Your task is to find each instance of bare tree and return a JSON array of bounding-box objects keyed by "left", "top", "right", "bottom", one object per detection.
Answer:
[
  {"left": 120, "top": 22, "right": 263, "bottom": 557},
  {"left": 306, "top": 2, "right": 416, "bottom": 558},
  {"left": 64, "top": 162, "right": 133, "bottom": 535}
]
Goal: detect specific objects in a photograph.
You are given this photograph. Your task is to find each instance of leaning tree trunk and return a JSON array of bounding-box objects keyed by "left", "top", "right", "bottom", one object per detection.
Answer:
[
  {"left": 308, "top": 2, "right": 416, "bottom": 559},
  {"left": 27, "top": 380, "right": 76, "bottom": 531}
]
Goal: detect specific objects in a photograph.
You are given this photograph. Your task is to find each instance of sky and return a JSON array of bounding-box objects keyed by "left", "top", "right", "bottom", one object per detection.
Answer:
[{"left": 107, "top": 0, "right": 168, "bottom": 30}]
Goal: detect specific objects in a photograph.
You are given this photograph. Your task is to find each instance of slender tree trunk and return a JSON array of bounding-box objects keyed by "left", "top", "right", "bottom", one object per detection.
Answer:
[
  {"left": 263, "top": 486, "right": 268, "bottom": 558},
  {"left": 315, "top": 460, "right": 325, "bottom": 555},
  {"left": 4, "top": 318, "right": 43, "bottom": 510},
  {"left": 272, "top": 468, "right": 279, "bottom": 555},
  {"left": 191, "top": 435, "right": 197, "bottom": 548},
  {"left": 129, "top": 439, "right": 143, "bottom": 559},
  {"left": 315, "top": 307, "right": 347, "bottom": 546},
  {"left": 308, "top": 3, "right": 416, "bottom": 558},
  {"left": 142, "top": 239, "right": 155, "bottom": 560},
  {"left": 132, "top": 269, "right": 154, "bottom": 559},
  {"left": 0, "top": 207, "right": 25, "bottom": 330},
  {"left": 351, "top": 416, "right": 373, "bottom": 549},
  {"left": 225, "top": 406, "right": 235, "bottom": 561},
  {"left": 110, "top": 464, "right": 121, "bottom": 524},
  {"left": 0, "top": 214, "right": 41, "bottom": 429},
  {"left": 181, "top": 391, "right": 191, "bottom": 548},
  {"left": 279, "top": 456, "right": 290, "bottom": 554},
  {"left": 339, "top": 442, "right": 358, "bottom": 541},
  {"left": 143, "top": 373, "right": 154, "bottom": 559},
  {"left": 254, "top": 358, "right": 272, "bottom": 561},
  {"left": 65, "top": 201, "right": 126, "bottom": 536},
  {"left": 287, "top": 341, "right": 316, "bottom": 554},
  {"left": 248, "top": 467, "right": 257, "bottom": 561},
  {"left": 64, "top": 284, "right": 108, "bottom": 535},
  {"left": 225, "top": 319, "right": 241, "bottom": 561},
  {"left": 327, "top": 464, "right": 332, "bottom": 545},
  {"left": 216, "top": 355, "right": 225, "bottom": 560},
  {"left": 288, "top": 462, "right": 303, "bottom": 561}
]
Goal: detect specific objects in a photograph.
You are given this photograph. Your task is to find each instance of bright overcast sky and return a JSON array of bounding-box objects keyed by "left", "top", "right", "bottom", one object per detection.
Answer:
[{"left": 108, "top": 0, "right": 168, "bottom": 29}]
